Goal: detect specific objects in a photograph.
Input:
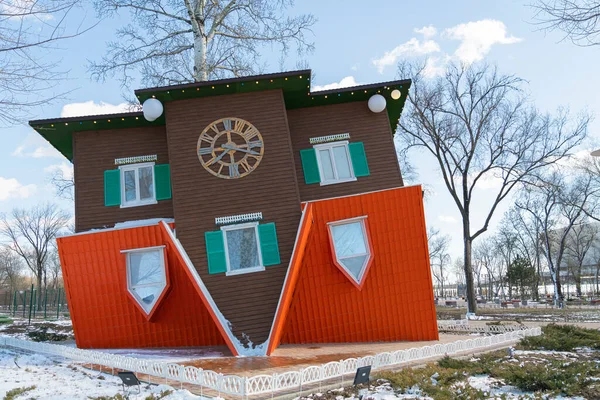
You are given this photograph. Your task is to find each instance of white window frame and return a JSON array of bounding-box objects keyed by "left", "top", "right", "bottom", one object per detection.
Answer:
[
  {"left": 313, "top": 140, "right": 356, "bottom": 186},
  {"left": 119, "top": 162, "right": 157, "bottom": 208},
  {"left": 122, "top": 245, "right": 167, "bottom": 314},
  {"left": 221, "top": 221, "right": 265, "bottom": 276},
  {"left": 327, "top": 216, "right": 371, "bottom": 285}
]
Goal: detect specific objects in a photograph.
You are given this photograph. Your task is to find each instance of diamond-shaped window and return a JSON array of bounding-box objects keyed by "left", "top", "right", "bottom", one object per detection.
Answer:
[
  {"left": 327, "top": 217, "right": 373, "bottom": 290},
  {"left": 125, "top": 247, "right": 169, "bottom": 318}
]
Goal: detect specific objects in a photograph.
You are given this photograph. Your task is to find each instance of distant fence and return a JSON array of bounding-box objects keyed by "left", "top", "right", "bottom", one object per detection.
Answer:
[
  {"left": 1, "top": 287, "right": 68, "bottom": 320},
  {"left": 0, "top": 322, "right": 542, "bottom": 398},
  {"left": 437, "top": 320, "right": 532, "bottom": 334}
]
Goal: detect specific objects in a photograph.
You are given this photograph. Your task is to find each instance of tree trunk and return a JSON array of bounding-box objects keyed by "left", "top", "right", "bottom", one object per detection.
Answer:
[
  {"left": 193, "top": 34, "right": 208, "bottom": 82},
  {"left": 463, "top": 225, "right": 477, "bottom": 314}
]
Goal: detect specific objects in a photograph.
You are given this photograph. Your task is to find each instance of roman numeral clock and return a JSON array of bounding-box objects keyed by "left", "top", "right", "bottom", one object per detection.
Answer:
[{"left": 197, "top": 117, "right": 264, "bottom": 179}]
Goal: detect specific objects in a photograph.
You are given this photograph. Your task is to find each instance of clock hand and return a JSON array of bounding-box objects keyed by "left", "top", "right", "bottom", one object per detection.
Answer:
[
  {"left": 209, "top": 148, "right": 231, "bottom": 165},
  {"left": 222, "top": 143, "right": 259, "bottom": 155}
]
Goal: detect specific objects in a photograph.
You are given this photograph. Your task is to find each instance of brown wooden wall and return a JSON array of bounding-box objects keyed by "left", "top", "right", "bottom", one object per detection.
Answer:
[
  {"left": 287, "top": 102, "right": 404, "bottom": 201},
  {"left": 164, "top": 89, "right": 302, "bottom": 346},
  {"left": 73, "top": 126, "right": 174, "bottom": 232}
]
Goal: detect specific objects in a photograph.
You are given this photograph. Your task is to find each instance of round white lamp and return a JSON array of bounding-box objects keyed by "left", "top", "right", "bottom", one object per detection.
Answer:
[
  {"left": 142, "top": 98, "right": 164, "bottom": 122},
  {"left": 391, "top": 89, "right": 401, "bottom": 100},
  {"left": 368, "top": 94, "right": 386, "bottom": 113},
  {"left": 591, "top": 149, "right": 600, "bottom": 157}
]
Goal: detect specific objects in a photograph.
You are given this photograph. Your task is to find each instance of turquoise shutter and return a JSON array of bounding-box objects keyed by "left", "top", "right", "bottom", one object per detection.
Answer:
[
  {"left": 258, "top": 223, "right": 281, "bottom": 266},
  {"left": 104, "top": 170, "right": 121, "bottom": 207},
  {"left": 349, "top": 142, "right": 370, "bottom": 177},
  {"left": 205, "top": 231, "right": 227, "bottom": 274},
  {"left": 300, "top": 148, "right": 321, "bottom": 184},
  {"left": 154, "top": 164, "right": 172, "bottom": 200}
]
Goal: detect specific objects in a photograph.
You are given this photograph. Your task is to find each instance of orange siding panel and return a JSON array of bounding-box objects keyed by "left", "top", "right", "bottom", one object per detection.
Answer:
[
  {"left": 279, "top": 186, "right": 438, "bottom": 345},
  {"left": 57, "top": 224, "right": 229, "bottom": 350}
]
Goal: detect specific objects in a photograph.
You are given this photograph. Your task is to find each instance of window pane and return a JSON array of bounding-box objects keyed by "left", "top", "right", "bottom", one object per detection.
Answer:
[
  {"left": 318, "top": 149, "right": 335, "bottom": 181},
  {"left": 340, "top": 255, "right": 368, "bottom": 280},
  {"left": 132, "top": 286, "right": 162, "bottom": 306},
  {"left": 332, "top": 146, "right": 352, "bottom": 179},
  {"left": 124, "top": 170, "right": 137, "bottom": 202},
  {"left": 139, "top": 166, "right": 154, "bottom": 200},
  {"left": 331, "top": 222, "right": 367, "bottom": 257},
  {"left": 226, "top": 227, "right": 259, "bottom": 270},
  {"left": 129, "top": 251, "right": 164, "bottom": 286}
]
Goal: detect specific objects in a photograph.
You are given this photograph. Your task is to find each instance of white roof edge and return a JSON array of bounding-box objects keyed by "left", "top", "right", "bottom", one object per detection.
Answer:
[
  {"left": 159, "top": 221, "right": 254, "bottom": 357},
  {"left": 265, "top": 204, "right": 311, "bottom": 351},
  {"left": 58, "top": 218, "right": 175, "bottom": 238}
]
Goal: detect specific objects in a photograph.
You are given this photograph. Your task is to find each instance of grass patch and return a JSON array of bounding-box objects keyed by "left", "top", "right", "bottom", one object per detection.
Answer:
[
  {"left": 0, "top": 316, "right": 13, "bottom": 325},
  {"left": 519, "top": 323, "right": 600, "bottom": 351},
  {"left": 26, "top": 326, "right": 70, "bottom": 342},
  {"left": 496, "top": 359, "right": 600, "bottom": 395},
  {"left": 4, "top": 385, "right": 36, "bottom": 400},
  {"left": 88, "top": 395, "right": 127, "bottom": 400},
  {"left": 144, "top": 390, "right": 173, "bottom": 400}
]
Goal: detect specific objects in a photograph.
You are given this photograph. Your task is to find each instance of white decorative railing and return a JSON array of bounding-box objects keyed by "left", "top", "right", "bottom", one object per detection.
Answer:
[
  {"left": 309, "top": 133, "right": 350, "bottom": 145},
  {"left": 438, "top": 322, "right": 531, "bottom": 334},
  {"left": 215, "top": 212, "right": 263, "bottom": 226},
  {"left": 437, "top": 319, "right": 468, "bottom": 327},
  {"left": 1, "top": 325, "right": 542, "bottom": 397},
  {"left": 114, "top": 155, "right": 158, "bottom": 165}
]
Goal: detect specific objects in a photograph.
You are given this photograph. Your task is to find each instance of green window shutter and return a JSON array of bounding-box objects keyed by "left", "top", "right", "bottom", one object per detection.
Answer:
[
  {"left": 205, "top": 231, "right": 227, "bottom": 274},
  {"left": 154, "top": 164, "right": 172, "bottom": 200},
  {"left": 104, "top": 170, "right": 121, "bottom": 207},
  {"left": 300, "top": 148, "right": 321, "bottom": 184},
  {"left": 258, "top": 223, "right": 281, "bottom": 266},
  {"left": 349, "top": 142, "right": 370, "bottom": 177}
]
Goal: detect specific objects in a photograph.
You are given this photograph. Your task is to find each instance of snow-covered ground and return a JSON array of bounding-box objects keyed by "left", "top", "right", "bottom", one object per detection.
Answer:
[{"left": 0, "top": 348, "right": 206, "bottom": 400}]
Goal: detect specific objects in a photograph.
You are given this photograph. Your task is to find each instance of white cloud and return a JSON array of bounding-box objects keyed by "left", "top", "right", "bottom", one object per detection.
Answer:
[
  {"left": 60, "top": 101, "right": 130, "bottom": 118},
  {"left": 439, "top": 215, "right": 458, "bottom": 224},
  {"left": 415, "top": 25, "right": 437, "bottom": 39},
  {"left": 0, "top": 177, "right": 36, "bottom": 201},
  {"left": 423, "top": 56, "right": 450, "bottom": 78},
  {"left": 372, "top": 38, "right": 441, "bottom": 73},
  {"left": 0, "top": 0, "right": 53, "bottom": 20},
  {"left": 44, "top": 162, "right": 74, "bottom": 180},
  {"left": 12, "top": 133, "right": 63, "bottom": 159},
  {"left": 443, "top": 20, "right": 522, "bottom": 64},
  {"left": 312, "top": 76, "right": 361, "bottom": 92}
]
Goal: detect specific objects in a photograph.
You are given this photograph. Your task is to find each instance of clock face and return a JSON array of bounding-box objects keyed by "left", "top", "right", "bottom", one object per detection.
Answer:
[{"left": 196, "top": 117, "right": 265, "bottom": 179}]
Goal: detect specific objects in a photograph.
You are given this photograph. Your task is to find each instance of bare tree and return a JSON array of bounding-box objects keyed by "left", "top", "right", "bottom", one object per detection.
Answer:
[
  {"left": 533, "top": 0, "right": 600, "bottom": 46},
  {"left": 89, "top": 0, "right": 316, "bottom": 87},
  {"left": 397, "top": 60, "right": 588, "bottom": 314},
  {"left": 0, "top": 0, "right": 94, "bottom": 124},
  {"left": 516, "top": 171, "right": 600, "bottom": 306},
  {"left": 0, "top": 246, "right": 25, "bottom": 292},
  {"left": 499, "top": 206, "right": 546, "bottom": 300},
  {"left": 427, "top": 227, "right": 451, "bottom": 297},
  {"left": 564, "top": 222, "right": 599, "bottom": 297},
  {"left": 50, "top": 168, "right": 74, "bottom": 200},
  {"left": 0, "top": 204, "right": 70, "bottom": 308},
  {"left": 473, "top": 238, "right": 498, "bottom": 300}
]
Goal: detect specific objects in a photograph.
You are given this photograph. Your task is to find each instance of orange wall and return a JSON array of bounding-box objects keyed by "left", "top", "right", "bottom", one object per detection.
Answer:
[
  {"left": 279, "top": 186, "right": 439, "bottom": 345},
  {"left": 57, "top": 224, "right": 228, "bottom": 349}
]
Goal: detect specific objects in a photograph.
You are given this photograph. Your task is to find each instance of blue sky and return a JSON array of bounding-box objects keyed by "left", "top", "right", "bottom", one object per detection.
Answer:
[{"left": 2, "top": 0, "right": 599, "bottom": 261}]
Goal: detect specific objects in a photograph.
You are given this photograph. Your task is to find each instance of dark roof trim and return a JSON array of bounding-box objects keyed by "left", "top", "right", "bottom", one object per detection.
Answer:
[
  {"left": 134, "top": 69, "right": 311, "bottom": 95},
  {"left": 310, "top": 79, "right": 412, "bottom": 96},
  {"left": 30, "top": 111, "right": 143, "bottom": 126}
]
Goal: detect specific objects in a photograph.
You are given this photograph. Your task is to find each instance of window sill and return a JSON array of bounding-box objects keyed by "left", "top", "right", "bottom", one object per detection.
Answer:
[
  {"left": 120, "top": 200, "right": 158, "bottom": 209},
  {"left": 226, "top": 266, "right": 266, "bottom": 276},
  {"left": 319, "top": 177, "right": 357, "bottom": 186}
]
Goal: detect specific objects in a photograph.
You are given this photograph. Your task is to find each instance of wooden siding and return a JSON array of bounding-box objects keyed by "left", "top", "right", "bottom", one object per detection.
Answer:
[
  {"left": 287, "top": 102, "right": 404, "bottom": 202},
  {"left": 164, "top": 90, "right": 302, "bottom": 346},
  {"left": 279, "top": 186, "right": 439, "bottom": 346},
  {"left": 57, "top": 224, "right": 229, "bottom": 350},
  {"left": 73, "top": 126, "right": 173, "bottom": 232}
]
